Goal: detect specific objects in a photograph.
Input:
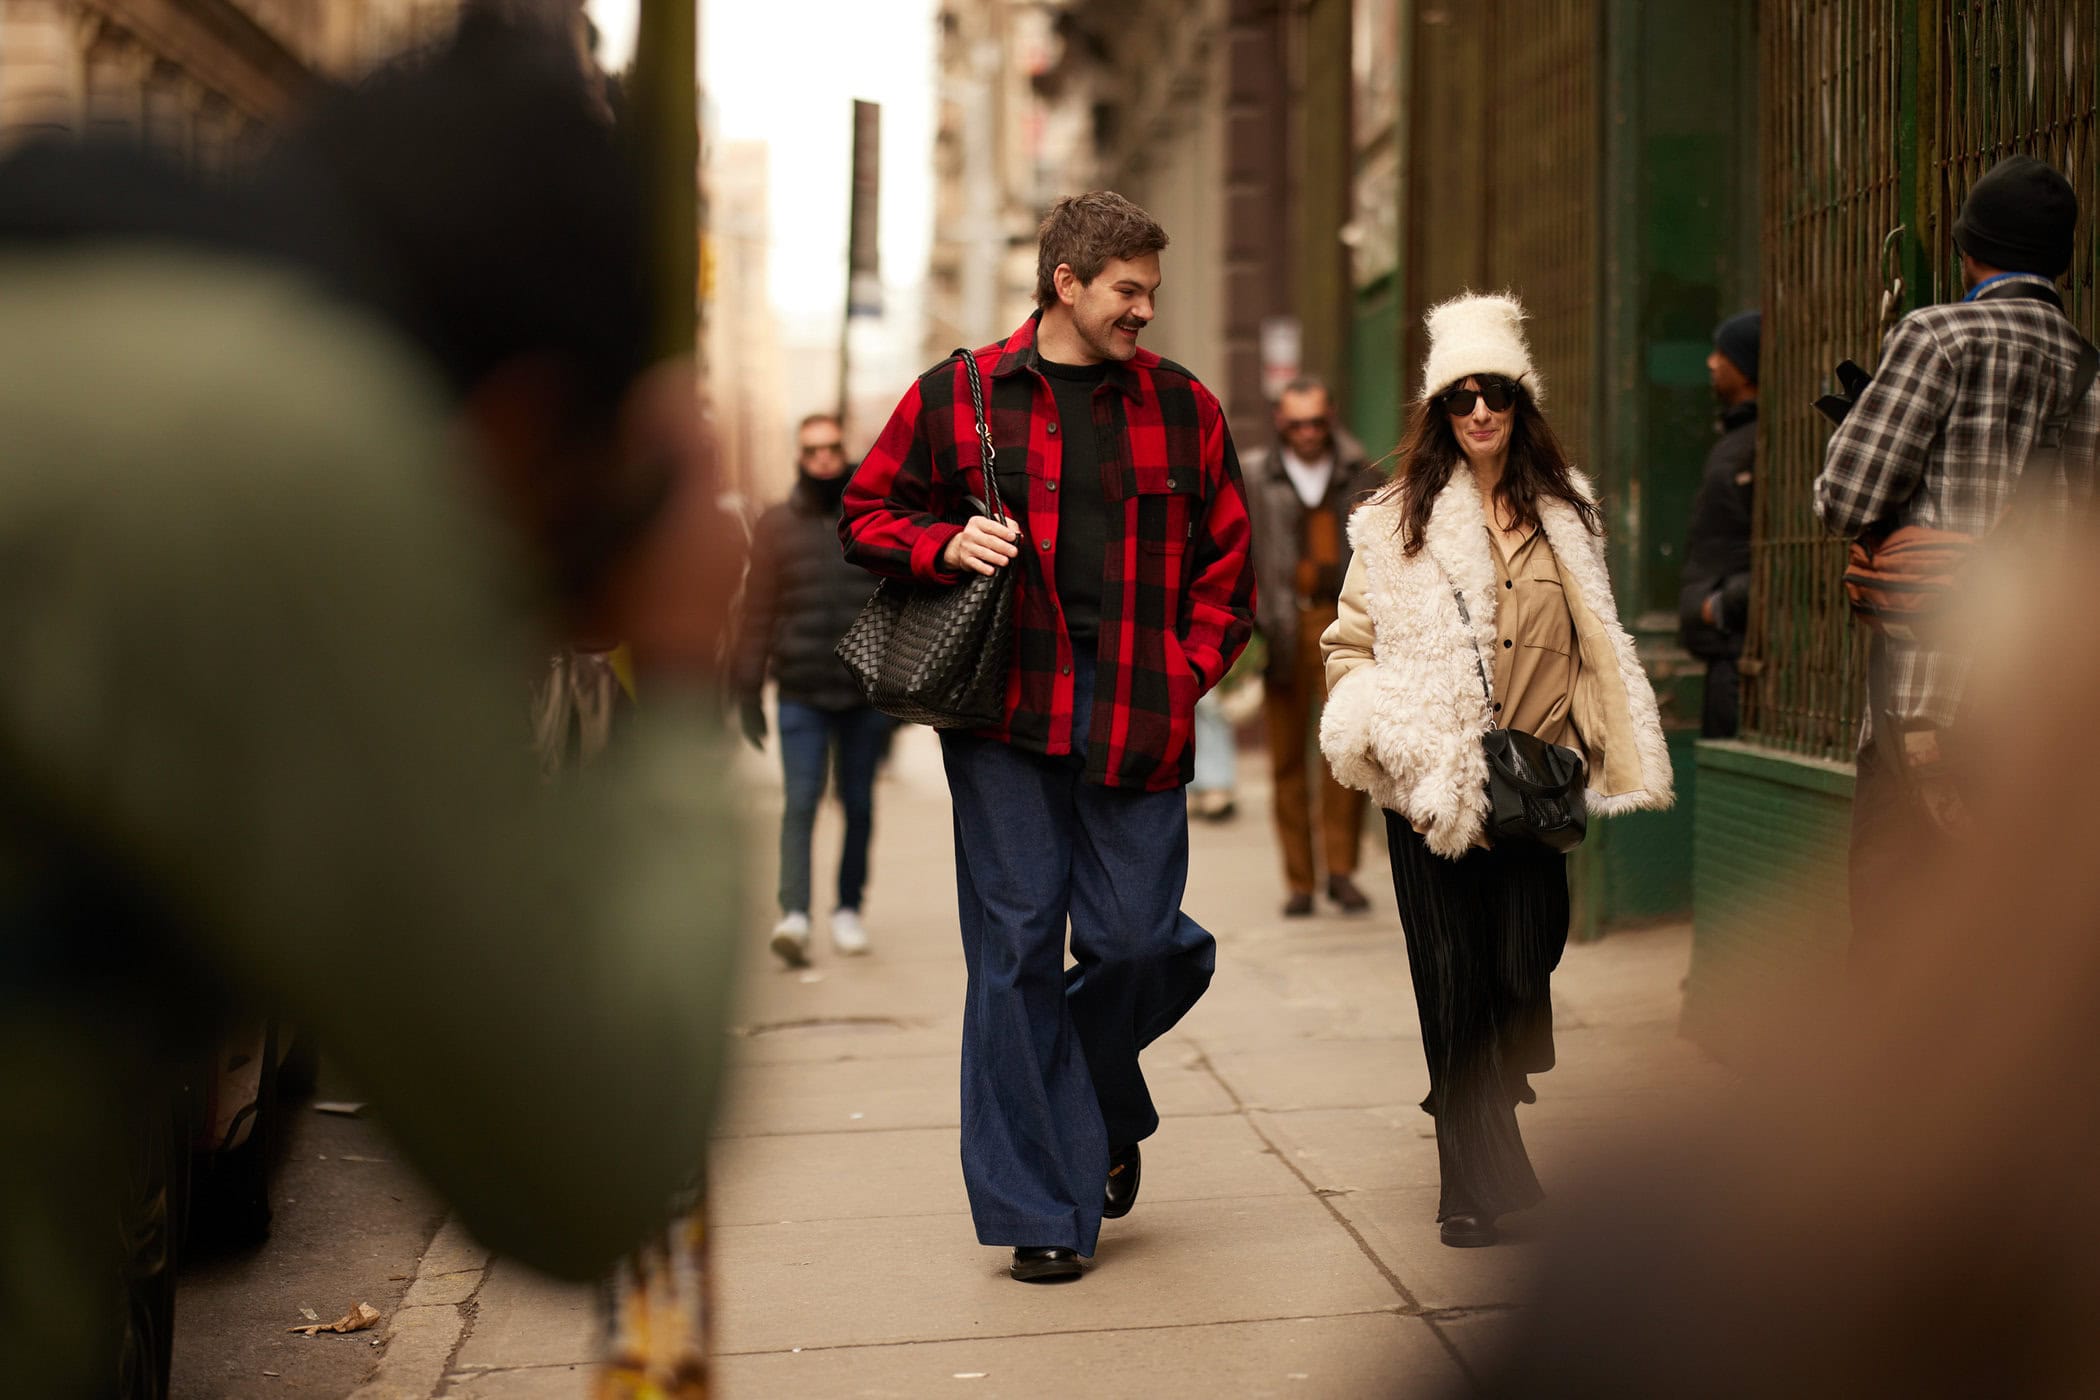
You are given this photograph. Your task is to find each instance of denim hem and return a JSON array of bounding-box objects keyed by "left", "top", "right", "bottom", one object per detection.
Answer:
[{"left": 971, "top": 1208, "right": 1101, "bottom": 1256}]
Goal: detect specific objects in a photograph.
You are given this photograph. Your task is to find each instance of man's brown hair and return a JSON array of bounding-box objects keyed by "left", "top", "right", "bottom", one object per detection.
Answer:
[{"left": 1034, "top": 191, "right": 1169, "bottom": 309}]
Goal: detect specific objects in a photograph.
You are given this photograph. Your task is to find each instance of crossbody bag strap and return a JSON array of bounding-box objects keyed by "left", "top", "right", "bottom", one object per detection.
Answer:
[
  {"left": 1450, "top": 587, "right": 1496, "bottom": 714},
  {"left": 950, "top": 348, "right": 1007, "bottom": 525}
]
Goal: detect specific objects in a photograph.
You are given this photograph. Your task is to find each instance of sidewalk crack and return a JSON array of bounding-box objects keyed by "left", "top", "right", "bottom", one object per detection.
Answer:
[{"left": 1184, "top": 1038, "right": 1482, "bottom": 1390}]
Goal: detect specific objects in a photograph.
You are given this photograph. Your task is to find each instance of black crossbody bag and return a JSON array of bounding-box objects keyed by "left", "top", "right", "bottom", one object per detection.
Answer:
[
  {"left": 1453, "top": 588, "right": 1589, "bottom": 852},
  {"left": 835, "top": 349, "right": 1016, "bottom": 729}
]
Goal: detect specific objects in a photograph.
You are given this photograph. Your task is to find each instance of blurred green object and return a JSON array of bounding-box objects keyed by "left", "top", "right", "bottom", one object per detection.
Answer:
[{"left": 0, "top": 251, "right": 742, "bottom": 1399}]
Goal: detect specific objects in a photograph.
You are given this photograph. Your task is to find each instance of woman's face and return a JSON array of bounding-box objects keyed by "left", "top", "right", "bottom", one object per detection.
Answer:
[{"left": 1444, "top": 375, "right": 1515, "bottom": 468}]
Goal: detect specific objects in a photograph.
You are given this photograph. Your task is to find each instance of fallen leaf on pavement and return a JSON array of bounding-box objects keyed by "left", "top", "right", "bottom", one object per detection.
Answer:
[{"left": 288, "top": 1303, "right": 381, "bottom": 1337}]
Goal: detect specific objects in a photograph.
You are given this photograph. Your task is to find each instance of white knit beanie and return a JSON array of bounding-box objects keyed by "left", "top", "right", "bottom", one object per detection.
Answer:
[{"left": 1417, "top": 292, "right": 1542, "bottom": 404}]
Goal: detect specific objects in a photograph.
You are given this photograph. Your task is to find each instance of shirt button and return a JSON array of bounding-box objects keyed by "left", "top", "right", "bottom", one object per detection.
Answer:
[
  {"left": 1048, "top": 481, "right": 1059, "bottom": 492},
  {"left": 1041, "top": 539, "right": 1052, "bottom": 551},
  {"left": 1062, "top": 665, "right": 1073, "bottom": 676},
  {"left": 1493, "top": 702, "right": 1503, "bottom": 712},
  {"left": 1047, "top": 422, "right": 1060, "bottom": 435},
  {"left": 1505, "top": 580, "right": 1514, "bottom": 589},
  {"left": 1503, "top": 639, "right": 1513, "bottom": 649}
]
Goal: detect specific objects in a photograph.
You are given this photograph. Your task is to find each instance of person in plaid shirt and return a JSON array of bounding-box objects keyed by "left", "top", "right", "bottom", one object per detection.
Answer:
[
  {"left": 842, "top": 191, "right": 1254, "bottom": 1282},
  {"left": 1814, "top": 154, "right": 2097, "bottom": 952}
]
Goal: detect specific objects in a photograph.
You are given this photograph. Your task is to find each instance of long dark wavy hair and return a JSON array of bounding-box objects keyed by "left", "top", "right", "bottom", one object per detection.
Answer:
[{"left": 1373, "top": 383, "right": 1604, "bottom": 554}]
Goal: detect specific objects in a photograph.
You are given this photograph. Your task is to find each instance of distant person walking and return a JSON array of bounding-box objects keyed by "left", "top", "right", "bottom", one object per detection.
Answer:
[
  {"left": 1321, "top": 293, "right": 1672, "bottom": 1248},
  {"left": 1678, "top": 311, "right": 1759, "bottom": 739},
  {"left": 1814, "top": 155, "right": 2098, "bottom": 954},
  {"left": 842, "top": 191, "right": 1255, "bottom": 1283},
  {"left": 1245, "top": 375, "right": 1380, "bottom": 915},
  {"left": 734, "top": 413, "right": 890, "bottom": 967}
]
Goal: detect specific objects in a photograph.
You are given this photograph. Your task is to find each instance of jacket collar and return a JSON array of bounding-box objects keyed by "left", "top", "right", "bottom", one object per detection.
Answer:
[
  {"left": 1720, "top": 398, "right": 1758, "bottom": 432},
  {"left": 1420, "top": 467, "right": 1503, "bottom": 630},
  {"left": 991, "top": 311, "right": 1147, "bottom": 401},
  {"left": 1419, "top": 465, "right": 1604, "bottom": 634},
  {"left": 1266, "top": 427, "right": 1370, "bottom": 481},
  {"left": 1966, "top": 271, "right": 2063, "bottom": 307}
]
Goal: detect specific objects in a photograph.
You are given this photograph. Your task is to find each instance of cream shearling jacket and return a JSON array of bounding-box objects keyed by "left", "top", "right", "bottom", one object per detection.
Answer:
[{"left": 1318, "top": 468, "right": 1673, "bottom": 859}]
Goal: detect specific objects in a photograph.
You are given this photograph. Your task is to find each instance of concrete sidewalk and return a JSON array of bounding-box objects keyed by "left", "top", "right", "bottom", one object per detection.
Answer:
[{"left": 395, "top": 724, "right": 1714, "bottom": 1399}]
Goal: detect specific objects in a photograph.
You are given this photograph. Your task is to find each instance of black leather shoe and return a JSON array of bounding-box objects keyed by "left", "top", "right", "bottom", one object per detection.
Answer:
[
  {"left": 1439, "top": 1213, "right": 1499, "bottom": 1248},
  {"left": 1103, "top": 1142, "right": 1142, "bottom": 1219},
  {"left": 1010, "top": 1246, "right": 1083, "bottom": 1282},
  {"left": 1283, "top": 892, "right": 1315, "bottom": 918},
  {"left": 1327, "top": 874, "right": 1371, "bottom": 913}
]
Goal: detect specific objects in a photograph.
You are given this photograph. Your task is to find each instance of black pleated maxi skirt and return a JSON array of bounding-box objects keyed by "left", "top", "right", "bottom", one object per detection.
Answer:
[{"left": 1383, "top": 811, "right": 1570, "bottom": 1221}]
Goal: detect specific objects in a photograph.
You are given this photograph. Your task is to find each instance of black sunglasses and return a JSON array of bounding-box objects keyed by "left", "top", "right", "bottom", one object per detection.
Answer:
[{"left": 1436, "top": 375, "right": 1523, "bottom": 416}]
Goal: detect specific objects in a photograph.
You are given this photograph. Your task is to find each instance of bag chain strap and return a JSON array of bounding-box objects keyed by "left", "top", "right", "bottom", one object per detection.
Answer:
[{"left": 954, "top": 349, "right": 1007, "bottom": 525}]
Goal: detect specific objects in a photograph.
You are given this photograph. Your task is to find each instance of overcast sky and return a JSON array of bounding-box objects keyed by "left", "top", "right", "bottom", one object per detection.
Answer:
[{"left": 585, "top": 0, "right": 937, "bottom": 331}]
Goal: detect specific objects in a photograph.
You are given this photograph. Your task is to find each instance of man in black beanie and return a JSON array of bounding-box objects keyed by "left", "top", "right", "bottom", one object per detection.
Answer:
[
  {"left": 1814, "top": 153, "right": 2097, "bottom": 956},
  {"left": 1680, "top": 310, "right": 1760, "bottom": 738}
]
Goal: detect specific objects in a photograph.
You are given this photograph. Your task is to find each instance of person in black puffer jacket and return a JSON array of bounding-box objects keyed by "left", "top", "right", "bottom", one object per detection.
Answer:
[{"left": 733, "top": 413, "right": 893, "bottom": 966}]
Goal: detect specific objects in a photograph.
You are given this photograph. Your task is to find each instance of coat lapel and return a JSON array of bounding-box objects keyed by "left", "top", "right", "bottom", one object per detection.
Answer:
[{"left": 1420, "top": 466, "right": 1500, "bottom": 646}]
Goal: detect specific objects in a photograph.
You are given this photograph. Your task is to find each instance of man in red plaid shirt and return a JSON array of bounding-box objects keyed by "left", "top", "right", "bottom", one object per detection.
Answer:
[{"left": 842, "top": 191, "right": 1254, "bottom": 1282}]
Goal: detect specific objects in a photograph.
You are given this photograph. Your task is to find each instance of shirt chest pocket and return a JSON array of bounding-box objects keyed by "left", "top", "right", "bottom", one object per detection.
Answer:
[
  {"left": 1114, "top": 464, "right": 1201, "bottom": 555},
  {"left": 1514, "top": 575, "right": 1575, "bottom": 656},
  {"left": 985, "top": 446, "right": 1035, "bottom": 520}
]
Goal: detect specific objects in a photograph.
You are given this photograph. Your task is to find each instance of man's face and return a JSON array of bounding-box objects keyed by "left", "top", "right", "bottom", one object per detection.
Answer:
[
  {"left": 1707, "top": 349, "right": 1752, "bottom": 406},
  {"left": 1276, "top": 387, "right": 1334, "bottom": 460},
  {"left": 1058, "top": 252, "right": 1160, "bottom": 363},
  {"left": 797, "top": 420, "right": 848, "bottom": 480}
]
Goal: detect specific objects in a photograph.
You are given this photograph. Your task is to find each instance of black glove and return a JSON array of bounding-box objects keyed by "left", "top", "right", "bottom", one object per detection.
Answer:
[
  {"left": 1813, "top": 359, "right": 1873, "bottom": 426},
  {"left": 738, "top": 694, "right": 767, "bottom": 751}
]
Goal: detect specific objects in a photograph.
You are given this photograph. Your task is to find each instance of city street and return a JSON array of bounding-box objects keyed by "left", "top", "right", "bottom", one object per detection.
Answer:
[{"left": 179, "top": 723, "right": 1717, "bottom": 1399}]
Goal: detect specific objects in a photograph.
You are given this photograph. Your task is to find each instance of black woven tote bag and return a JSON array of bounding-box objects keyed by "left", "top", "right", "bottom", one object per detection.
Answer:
[{"left": 835, "top": 349, "right": 1016, "bottom": 729}]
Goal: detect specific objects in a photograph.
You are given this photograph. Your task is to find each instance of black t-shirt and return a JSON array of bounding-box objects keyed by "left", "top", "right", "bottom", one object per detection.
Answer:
[{"left": 1038, "top": 356, "right": 1112, "bottom": 650}]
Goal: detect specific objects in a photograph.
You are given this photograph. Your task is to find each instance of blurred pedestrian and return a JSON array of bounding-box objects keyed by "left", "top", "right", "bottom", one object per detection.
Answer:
[
  {"left": 733, "top": 412, "right": 891, "bottom": 967},
  {"left": 1678, "top": 310, "right": 1759, "bottom": 739},
  {"left": 1189, "top": 690, "right": 1239, "bottom": 820},
  {"left": 841, "top": 191, "right": 1254, "bottom": 1283},
  {"left": 1244, "top": 376, "right": 1380, "bottom": 915},
  {"left": 0, "top": 17, "right": 743, "bottom": 1397},
  {"left": 1320, "top": 293, "right": 1672, "bottom": 1248},
  {"left": 1814, "top": 154, "right": 2097, "bottom": 957},
  {"left": 1189, "top": 692, "right": 1238, "bottom": 820}
]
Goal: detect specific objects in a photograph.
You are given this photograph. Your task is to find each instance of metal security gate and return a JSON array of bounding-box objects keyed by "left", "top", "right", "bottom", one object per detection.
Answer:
[
  {"left": 1744, "top": 0, "right": 2098, "bottom": 761},
  {"left": 1405, "top": 1, "right": 1599, "bottom": 463}
]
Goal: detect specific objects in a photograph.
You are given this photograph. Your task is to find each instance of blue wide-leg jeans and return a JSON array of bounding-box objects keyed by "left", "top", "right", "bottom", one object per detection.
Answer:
[{"left": 939, "top": 658, "right": 1217, "bottom": 1255}]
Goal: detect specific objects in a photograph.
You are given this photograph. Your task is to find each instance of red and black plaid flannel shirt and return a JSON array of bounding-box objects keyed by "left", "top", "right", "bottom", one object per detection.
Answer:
[{"left": 840, "top": 313, "right": 1256, "bottom": 790}]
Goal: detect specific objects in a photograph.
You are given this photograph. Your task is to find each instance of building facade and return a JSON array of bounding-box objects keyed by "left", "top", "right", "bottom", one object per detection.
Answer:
[
  {"left": 927, "top": 0, "right": 1098, "bottom": 358},
  {"left": 0, "top": 0, "right": 603, "bottom": 164},
  {"left": 0, "top": 1, "right": 464, "bottom": 160}
]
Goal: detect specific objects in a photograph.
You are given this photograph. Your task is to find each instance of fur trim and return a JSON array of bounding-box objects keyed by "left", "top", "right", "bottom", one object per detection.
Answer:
[
  {"left": 1533, "top": 479, "right": 1675, "bottom": 813},
  {"left": 1418, "top": 291, "right": 1543, "bottom": 404},
  {"left": 1319, "top": 666, "right": 1405, "bottom": 812}
]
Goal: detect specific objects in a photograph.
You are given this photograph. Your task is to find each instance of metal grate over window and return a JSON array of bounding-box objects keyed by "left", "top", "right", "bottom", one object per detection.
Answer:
[
  {"left": 1932, "top": 3, "right": 2097, "bottom": 324},
  {"left": 1745, "top": 0, "right": 2097, "bottom": 763}
]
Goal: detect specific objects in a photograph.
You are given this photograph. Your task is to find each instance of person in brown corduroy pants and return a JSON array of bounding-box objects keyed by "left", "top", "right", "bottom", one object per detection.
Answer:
[{"left": 1245, "top": 378, "right": 1380, "bottom": 917}]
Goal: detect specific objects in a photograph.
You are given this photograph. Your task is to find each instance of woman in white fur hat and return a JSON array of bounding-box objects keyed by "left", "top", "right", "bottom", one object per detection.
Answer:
[{"left": 1319, "top": 292, "right": 1672, "bottom": 1248}]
